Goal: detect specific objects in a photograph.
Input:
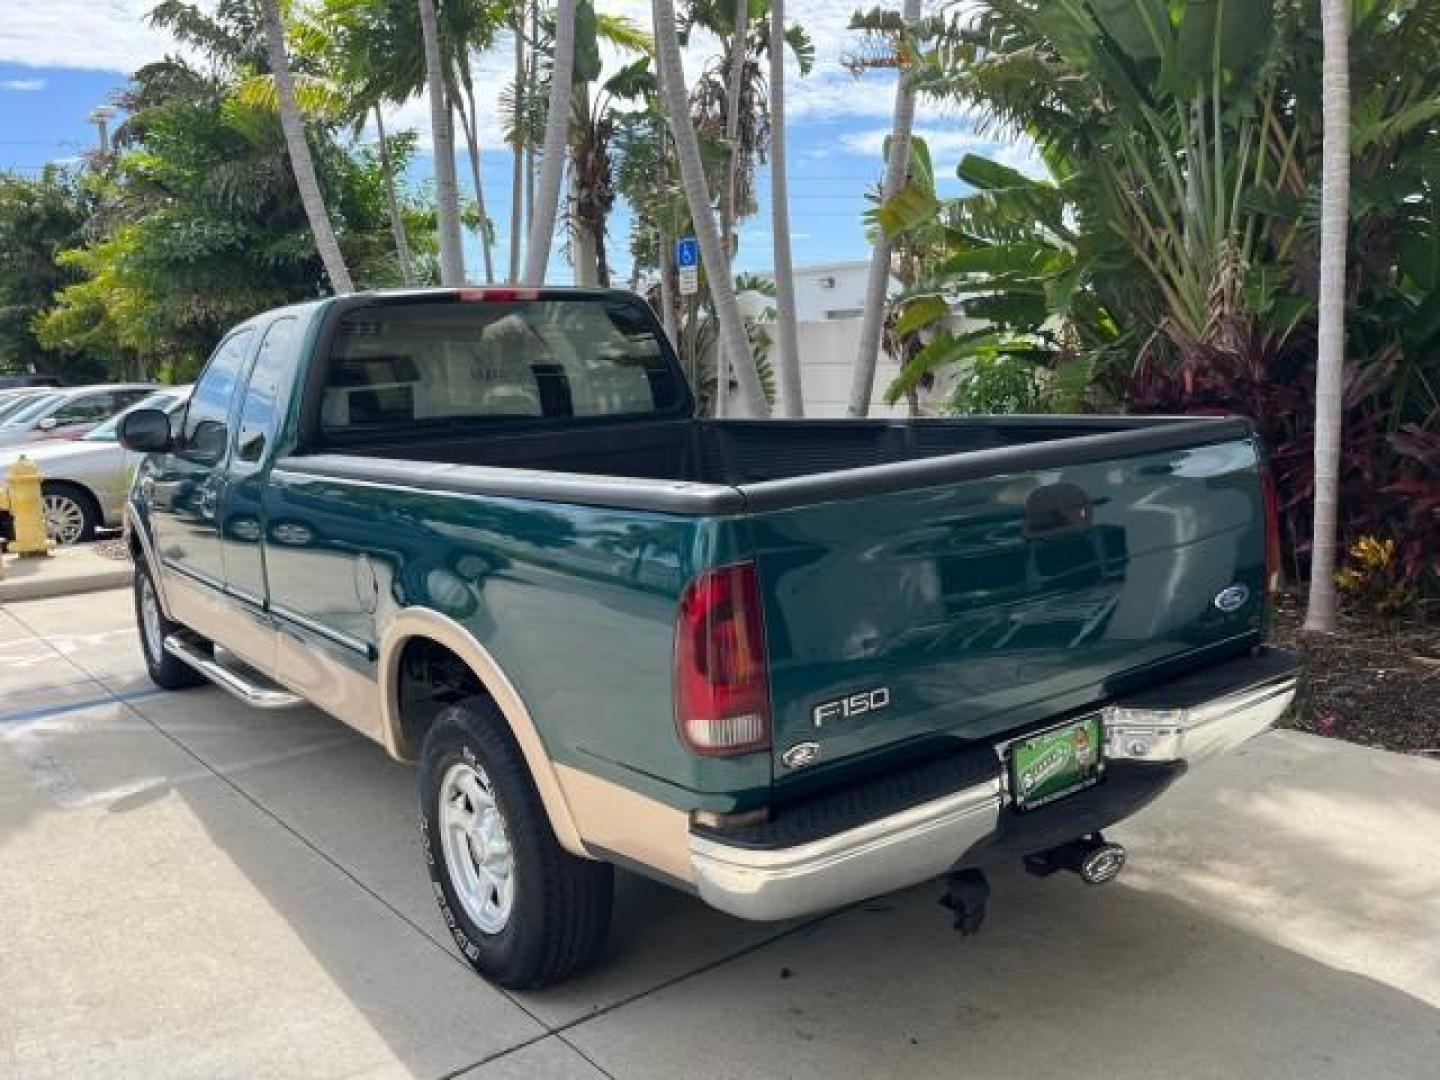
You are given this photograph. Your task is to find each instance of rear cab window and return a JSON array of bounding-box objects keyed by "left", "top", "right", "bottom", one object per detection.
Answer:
[{"left": 316, "top": 296, "right": 685, "bottom": 442}]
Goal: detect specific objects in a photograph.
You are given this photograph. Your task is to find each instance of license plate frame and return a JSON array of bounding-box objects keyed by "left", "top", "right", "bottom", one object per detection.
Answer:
[{"left": 1008, "top": 713, "right": 1105, "bottom": 811}]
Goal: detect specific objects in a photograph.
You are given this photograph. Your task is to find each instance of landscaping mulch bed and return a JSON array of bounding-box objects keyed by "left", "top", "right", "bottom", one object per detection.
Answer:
[{"left": 1271, "top": 592, "right": 1440, "bottom": 758}]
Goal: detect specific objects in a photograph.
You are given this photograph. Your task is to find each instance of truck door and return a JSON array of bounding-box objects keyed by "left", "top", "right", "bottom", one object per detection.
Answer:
[
  {"left": 221, "top": 316, "right": 297, "bottom": 607},
  {"left": 145, "top": 329, "right": 253, "bottom": 589}
]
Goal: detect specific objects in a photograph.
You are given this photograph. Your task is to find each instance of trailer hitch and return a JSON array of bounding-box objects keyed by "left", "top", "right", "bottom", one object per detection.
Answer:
[{"left": 1023, "top": 833, "right": 1127, "bottom": 885}]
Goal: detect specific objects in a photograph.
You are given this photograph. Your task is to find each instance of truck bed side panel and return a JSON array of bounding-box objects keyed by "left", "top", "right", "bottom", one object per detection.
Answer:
[{"left": 262, "top": 468, "right": 767, "bottom": 809}]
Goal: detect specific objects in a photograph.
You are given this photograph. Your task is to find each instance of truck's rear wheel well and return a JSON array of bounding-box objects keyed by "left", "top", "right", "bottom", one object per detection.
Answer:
[{"left": 396, "top": 637, "right": 490, "bottom": 756}]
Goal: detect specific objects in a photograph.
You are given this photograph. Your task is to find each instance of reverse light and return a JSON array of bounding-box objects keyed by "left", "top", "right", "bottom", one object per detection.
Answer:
[
  {"left": 1259, "top": 465, "right": 1283, "bottom": 594},
  {"left": 674, "top": 562, "right": 772, "bottom": 756}
]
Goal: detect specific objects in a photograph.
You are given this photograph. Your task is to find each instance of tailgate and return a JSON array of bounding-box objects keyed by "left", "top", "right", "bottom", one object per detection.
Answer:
[{"left": 746, "top": 433, "right": 1268, "bottom": 792}]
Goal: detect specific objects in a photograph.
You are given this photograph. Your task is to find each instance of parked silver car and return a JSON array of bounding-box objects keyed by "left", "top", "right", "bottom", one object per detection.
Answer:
[
  {"left": 0, "top": 383, "right": 158, "bottom": 448},
  {"left": 0, "top": 389, "right": 52, "bottom": 424},
  {"left": 0, "top": 387, "right": 190, "bottom": 545}
]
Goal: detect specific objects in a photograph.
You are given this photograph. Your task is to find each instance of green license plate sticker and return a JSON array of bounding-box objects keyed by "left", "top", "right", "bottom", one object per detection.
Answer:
[{"left": 1011, "top": 714, "right": 1104, "bottom": 810}]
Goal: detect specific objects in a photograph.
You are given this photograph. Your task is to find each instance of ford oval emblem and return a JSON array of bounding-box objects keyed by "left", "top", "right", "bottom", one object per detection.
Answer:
[
  {"left": 1213, "top": 584, "right": 1251, "bottom": 613},
  {"left": 781, "top": 741, "right": 822, "bottom": 770}
]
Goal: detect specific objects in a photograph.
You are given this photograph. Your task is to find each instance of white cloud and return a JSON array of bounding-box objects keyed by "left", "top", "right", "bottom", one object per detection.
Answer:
[
  {"left": 1, "top": 78, "right": 46, "bottom": 91},
  {"left": 0, "top": 0, "right": 1038, "bottom": 174},
  {"left": 0, "top": 1, "right": 189, "bottom": 73}
]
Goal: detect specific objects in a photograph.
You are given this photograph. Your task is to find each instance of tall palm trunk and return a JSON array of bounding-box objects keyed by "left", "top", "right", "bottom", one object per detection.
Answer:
[
  {"left": 374, "top": 105, "right": 416, "bottom": 285},
  {"left": 418, "top": 0, "right": 465, "bottom": 285},
  {"left": 455, "top": 65, "right": 497, "bottom": 283},
  {"left": 848, "top": 0, "right": 919, "bottom": 417},
  {"left": 571, "top": 80, "right": 600, "bottom": 286},
  {"left": 768, "top": 0, "right": 802, "bottom": 417},
  {"left": 1305, "top": 0, "right": 1351, "bottom": 635},
  {"left": 509, "top": 13, "right": 525, "bottom": 282},
  {"left": 523, "top": 0, "right": 576, "bottom": 285},
  {"left": 525, "top": 0, "right": 539, "bottom": 237},
  {"left": 715, "top": 0, "right": 747, "bottom": 416},
  {"left": 260, "top": 0, "right": 353, "bottom": 294},
  {"left": 653, "top": 68, "right": 678, "bottom": 346},
  {"left": 651, "top": 0, "right": 767, "bottom": 417}
]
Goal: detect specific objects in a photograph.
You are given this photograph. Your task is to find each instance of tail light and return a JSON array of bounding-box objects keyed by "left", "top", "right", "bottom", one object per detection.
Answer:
[
  {"left": 674, "top": 562, "right": 771, "bottom": 755},
  {"left": 1259, "top": 466, "right": 1283, "bottom": 594}
]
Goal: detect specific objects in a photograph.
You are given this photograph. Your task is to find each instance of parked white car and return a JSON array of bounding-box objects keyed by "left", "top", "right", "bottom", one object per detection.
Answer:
[{"left": 0, "top": 387, "right": 190, "bottom": 545}]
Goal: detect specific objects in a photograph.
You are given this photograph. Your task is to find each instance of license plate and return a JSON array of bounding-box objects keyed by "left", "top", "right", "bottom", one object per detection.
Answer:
[{"left": 1010, "top": 714, "right": 1104, "bottom": 811}]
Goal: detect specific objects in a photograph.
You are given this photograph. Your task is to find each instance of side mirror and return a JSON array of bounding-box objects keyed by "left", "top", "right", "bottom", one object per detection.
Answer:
[
  {"left": 118, "top": 408, "right": 173, "bottom": 453},
  {"left": 37, "top": 417, "right": 58, "bottom": 431}
]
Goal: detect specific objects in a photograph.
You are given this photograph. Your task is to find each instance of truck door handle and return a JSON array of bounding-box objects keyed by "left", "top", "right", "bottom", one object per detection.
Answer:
[{"left": 1024, "top": 483, "right": 1092, "bottom": 539}]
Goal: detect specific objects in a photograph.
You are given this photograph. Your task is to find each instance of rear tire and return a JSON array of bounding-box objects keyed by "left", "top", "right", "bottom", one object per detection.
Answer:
[
  {"left": 42, "top": 481, "right": 97, "bottom": 546},
  {"left": 134, "top": 560, "right": 208, "bottom": 690},
  {"left": 419, "top": 697, "right": 613, "bottom": 990}
]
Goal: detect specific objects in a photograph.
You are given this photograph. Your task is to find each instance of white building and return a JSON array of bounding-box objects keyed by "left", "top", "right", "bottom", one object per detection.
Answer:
[
  {"left": 746, "top": 260, "right": 923, "bottom": 418},
  {"left": 789, "top": 260, "right": 874, "bottom": 323}
]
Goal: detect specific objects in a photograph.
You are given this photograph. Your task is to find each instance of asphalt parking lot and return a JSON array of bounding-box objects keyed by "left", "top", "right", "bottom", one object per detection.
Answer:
[{"left": 3, "top": 586, "right": 1439, "bottom": 1079}]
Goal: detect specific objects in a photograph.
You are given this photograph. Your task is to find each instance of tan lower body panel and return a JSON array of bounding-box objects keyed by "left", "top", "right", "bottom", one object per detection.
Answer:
[
  {"left": 168, "top": 568, "right": 691, "bottom": 884},
  {"left": 554, "top": 763, "right": 696, "bottom": 886},
  {"left": 165, "top": 571, "right": 278, "bottom": 675}
]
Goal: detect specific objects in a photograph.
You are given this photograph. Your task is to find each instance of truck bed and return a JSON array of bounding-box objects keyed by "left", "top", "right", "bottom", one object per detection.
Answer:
[{"left": 295, "top": 414, "right": 1253, "bottom": 514}]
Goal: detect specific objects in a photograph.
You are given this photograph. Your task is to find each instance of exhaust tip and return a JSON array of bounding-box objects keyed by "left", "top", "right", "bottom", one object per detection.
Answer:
[{"left": 1079, "top": 842, "right": 1126, "bottom": 885}]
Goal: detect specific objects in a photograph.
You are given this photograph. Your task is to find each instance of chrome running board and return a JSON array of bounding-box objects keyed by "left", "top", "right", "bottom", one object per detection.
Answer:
[{"left": 163, "top": 634, "right": 304, "bottom": 709}]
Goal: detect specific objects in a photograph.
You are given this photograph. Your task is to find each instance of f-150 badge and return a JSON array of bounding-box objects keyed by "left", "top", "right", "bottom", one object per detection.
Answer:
[{"left": 812, "top": 687, "right": 891, "bottom": 728}]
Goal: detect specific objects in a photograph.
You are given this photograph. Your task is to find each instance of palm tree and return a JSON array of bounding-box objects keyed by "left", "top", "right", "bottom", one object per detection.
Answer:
[
  {"left": 259, "top": 0, "right": 354, "bottom": 293},
  {"left": 849, "top": 0, "right": 919, "bottom": 417},
  {"left": 652, "top": 0, "right": 767, "bottom": 417},
  {"left": 1305, "top": 0, "right": 1351, "bottom": 634},
  {"left": 371, "top": 105, "right": 417, "bottom": 283},
  {"left": 418, "top": 0, "right": 465, "bottom": 284},
  {"left": 454, "top": 53, "right": 497, "bottom": 283},
  {"left": 524, "top": 0, "right": 575, "bottom": 285},
  {"left": 508, "top": 2, "right": 527, "bottom": 282},
  {"left": 768, "top": 0, "right": 801, "bottom": 416}
]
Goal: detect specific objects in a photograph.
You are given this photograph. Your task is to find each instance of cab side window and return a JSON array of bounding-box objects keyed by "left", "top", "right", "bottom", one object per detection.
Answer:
[
  {"left": 235, "top": 318, "right": 295, "bottom": 464},
  {"left": 182, "top": 330, "right": 253, "bottom": 465}
]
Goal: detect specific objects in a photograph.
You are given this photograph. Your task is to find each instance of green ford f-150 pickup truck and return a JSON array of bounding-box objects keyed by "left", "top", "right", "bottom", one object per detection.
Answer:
[{"left": 119, "top": 287, "right": 1297, "bottom": 989}]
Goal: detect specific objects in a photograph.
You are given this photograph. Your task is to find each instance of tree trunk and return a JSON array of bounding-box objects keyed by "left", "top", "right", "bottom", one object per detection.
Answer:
[
  {"left": 509, "top": 13, "right": 525, "bottom": 283},
  {"left": 374, "top": 105, "right": 416, "bottom": 285},
  {"left": 654, "top": 57, "right": 678, "bottom": 348},
  {"left": 260, "top": 0, "right": 353, "bottom": 294},
  {"left": 525, "top": 0, "right": 538, "bottom": 238},
  {"left": 418, "top": 0, "right": 465, "bottom": 285},
  {"left": 1305, "top": 0, "right": 1350, "bottom": 635},
  {"left": 651, "top": 0, "right": 767, "bottom": 417},
  {"left": 848, "top": 0, "right": 919, "bottom": 417},
  {"left": 523, "top": 0, "right": 576, "bottom": 285},
  {"left": 715, "top": 0, "right": 747, "bottom": 417},
  {"left": 457, "top": 62, "right": 496, "bottom": 284},
  {"left": 570, "top": 79, "right": 600, "bottom": 286},
  {"left": 768, "top": 0, "right": 803, "bottom": 417}
]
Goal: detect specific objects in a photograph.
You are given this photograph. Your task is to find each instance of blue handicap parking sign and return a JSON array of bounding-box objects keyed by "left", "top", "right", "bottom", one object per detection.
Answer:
[{"left": 675, "top": 237, "right": 699, "bottom": 269}]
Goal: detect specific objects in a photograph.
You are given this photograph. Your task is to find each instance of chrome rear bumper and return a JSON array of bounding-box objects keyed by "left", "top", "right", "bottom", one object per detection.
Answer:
[{"left": 690, "top": 649, "right": 1297, "bottom": 922}]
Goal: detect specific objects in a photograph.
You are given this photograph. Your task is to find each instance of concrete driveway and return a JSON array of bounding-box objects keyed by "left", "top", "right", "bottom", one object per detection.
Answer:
[{"left": 2, "top": 587, "right": 1438, "bottom": 1079}]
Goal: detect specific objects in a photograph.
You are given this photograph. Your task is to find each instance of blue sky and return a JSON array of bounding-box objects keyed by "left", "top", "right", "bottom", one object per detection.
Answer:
[{"left": 0, "top": 1, "right": 1040, "bottom": 285}]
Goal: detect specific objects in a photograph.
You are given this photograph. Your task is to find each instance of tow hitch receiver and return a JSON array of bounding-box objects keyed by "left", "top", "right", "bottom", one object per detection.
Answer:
[
  {"left": 940, "top": 868, "right": 990, "bottom": 935},
  {"left": 1023, "top": 834, "right": 1127, "bottom": 885}
]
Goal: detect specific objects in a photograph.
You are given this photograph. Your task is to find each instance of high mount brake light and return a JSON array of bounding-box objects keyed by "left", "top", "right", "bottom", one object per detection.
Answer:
[
  {"left": 456, "top": 288, "right": 540, "bottom": 302},
  {"left": 673, "top": 563, "right": 772, "bottom": 756}
]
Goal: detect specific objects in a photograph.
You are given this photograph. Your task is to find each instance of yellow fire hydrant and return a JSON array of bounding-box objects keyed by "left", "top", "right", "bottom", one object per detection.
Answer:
[{"left": 0, "top": 456, "right": 55, "bottom": 564}]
